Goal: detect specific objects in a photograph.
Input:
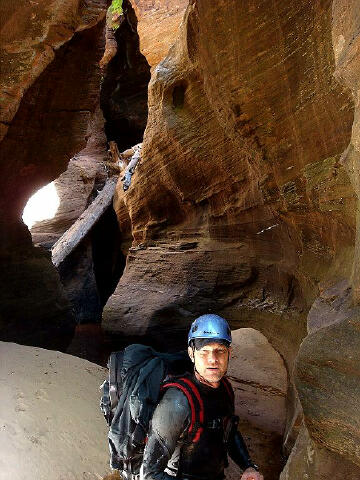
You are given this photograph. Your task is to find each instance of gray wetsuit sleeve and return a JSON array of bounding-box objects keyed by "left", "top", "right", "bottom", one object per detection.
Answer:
[
  {"left": 228, "top": 429, "right": 256, "bottom": 471},
  {"left": 141, "top": 388, "right": 190, "bottom": 480}
]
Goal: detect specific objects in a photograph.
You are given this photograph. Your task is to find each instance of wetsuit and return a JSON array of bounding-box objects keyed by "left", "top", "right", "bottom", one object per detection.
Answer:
[{"left": 141, "top": 375, "right": 255, "bottom": 480}]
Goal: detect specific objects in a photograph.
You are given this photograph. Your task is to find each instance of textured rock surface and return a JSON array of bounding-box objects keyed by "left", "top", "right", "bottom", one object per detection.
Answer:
[
  {"left": 103, "top": 1, "right": 360, "bottom": 477},
  {"left": 307, "top": 279, "right": 354, "bottom": 333},
  {"left": 129, "top": 0, "right": 188, "bottom": 67},
  {"left": 280, "top": 425, "right": 360, "bottom": 480},
  {"left": 0, "top": 16, "right": 106, "bottom": 222},
  {"left": 295, "top": 313, "right": 360, "bottom": 468},
  {"left": 30, "top": 107, "right": 108, "bottom": 248},
  {"left": 226, "top": 328, "right": 287, "bottom": 479},
  {"left": 0, "top": 1, "right": 107, "bottom": 348},
  {"left": 280, "top": 3, "right": 360, "bottom": 477},
  {"left": 105, "top": 0, "right": 355, "bottom": 367},
  {"left": 332, "top": 0, "right": 360, "bottom": 301},
  {"left": 0, "top": 0, "right": 106, "bottom": 142},
  {"left": 1, "top": 1, "right": 360, "bottom": 478},
  {"left": 0, "top": 341, "right": 110, "bottom": 480}
]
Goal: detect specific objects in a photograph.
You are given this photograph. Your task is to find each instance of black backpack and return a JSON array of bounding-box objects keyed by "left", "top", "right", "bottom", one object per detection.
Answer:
[{"left": 100, "top": 344, "right": 235, "bottom": 474}]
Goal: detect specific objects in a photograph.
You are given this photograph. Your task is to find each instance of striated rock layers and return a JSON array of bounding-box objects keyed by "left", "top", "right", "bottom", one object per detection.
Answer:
[
  {"left": 289, "top": 1, "right": 360, "bottom": 477},
  {"left": 105, "top": 0, "right": 355, "bottom": 360},
  {"left": 0, "top": 0, "right": 107, "bottom": 348},
  {"left": 103, "top": 0, "right": 360, "bottom": 478},
  {"left": 280, "top": 425, "right": 360, "bottom": 480}
]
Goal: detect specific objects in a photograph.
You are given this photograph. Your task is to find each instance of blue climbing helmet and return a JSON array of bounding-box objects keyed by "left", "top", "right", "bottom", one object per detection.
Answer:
[{"left": 188, "top": 314, "right": 232, "bottom": 346}]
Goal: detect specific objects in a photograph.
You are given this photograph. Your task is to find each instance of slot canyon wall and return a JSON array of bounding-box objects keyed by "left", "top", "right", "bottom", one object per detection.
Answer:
[
  {"left": 1, "top": 0, "right": 360, "bottom": 478},
  {"left": 0, "top": 0, "right": 108, "bottom": 347},
  {"left": 103, "top": 0, "right": 360, "bottom": 478}
]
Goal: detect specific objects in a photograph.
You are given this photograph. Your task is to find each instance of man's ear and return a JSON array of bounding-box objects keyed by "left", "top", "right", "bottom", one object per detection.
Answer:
[{"left": 188, "top": 346, "right": 194, "bottom": 362}]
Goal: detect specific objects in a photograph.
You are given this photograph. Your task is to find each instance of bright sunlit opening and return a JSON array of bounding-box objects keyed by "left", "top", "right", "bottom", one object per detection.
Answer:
[{"left": 22, "top": 182, "right": 60, "bottom": 229}]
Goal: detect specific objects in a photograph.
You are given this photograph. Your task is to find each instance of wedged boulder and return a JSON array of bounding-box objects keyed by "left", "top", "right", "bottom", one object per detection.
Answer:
[
  {"left": 226, "top": 328, "right": 288, "bottom": 480},
  {"left": 129, "top": 0, "right": 188, "bottom": 67},
  {"left": 0, "top": 341, "right": 111, "bottom": 480}
]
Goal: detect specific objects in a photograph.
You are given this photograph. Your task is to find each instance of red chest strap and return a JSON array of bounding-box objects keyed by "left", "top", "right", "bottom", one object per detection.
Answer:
[
  {"left": 161, "top": 376, "right": 234, "bottom": 442},
  {"left": 161, "top": 377, "right": 204, "bottom": 443}
]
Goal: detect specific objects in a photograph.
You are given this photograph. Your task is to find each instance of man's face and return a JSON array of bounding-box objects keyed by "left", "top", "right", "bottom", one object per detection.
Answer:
[{"left": 188, "top": 341, "right": 230, "bottom": 387}]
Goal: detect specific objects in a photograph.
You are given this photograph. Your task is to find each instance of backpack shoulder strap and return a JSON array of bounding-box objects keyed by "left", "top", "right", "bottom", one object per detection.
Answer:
[
  {"left": 109, "top": 350, "right": 124, "bottom": 407},
  {"left": 100, "top": 350, "right": 125, "bottom": 426},
  {"left": 161, "top": 376, "right": 204, "bottom": 443}
]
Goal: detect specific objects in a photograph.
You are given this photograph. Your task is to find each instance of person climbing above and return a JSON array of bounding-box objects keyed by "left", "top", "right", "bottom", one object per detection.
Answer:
[{"left": 141, "top": 314, "right": 264, "bottom": 480}]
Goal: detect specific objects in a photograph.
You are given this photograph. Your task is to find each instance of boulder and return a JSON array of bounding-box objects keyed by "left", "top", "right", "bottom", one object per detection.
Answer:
[
  {"left": 226, "top": 328, "right": 288, "bottom": 479},
  {"left": 0, "top": 341, "right": 111, "bottom": 480},
  {"left": 129, "top": 0, "right": 188, "bottom": 67},
  {"left": 295, "top": 314, "right": 360, "bottom": 469}
]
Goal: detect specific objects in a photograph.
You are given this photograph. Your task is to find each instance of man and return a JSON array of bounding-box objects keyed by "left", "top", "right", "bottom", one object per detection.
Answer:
[{"left": 141, "top": 314, "right": 264, "bottom": 480}]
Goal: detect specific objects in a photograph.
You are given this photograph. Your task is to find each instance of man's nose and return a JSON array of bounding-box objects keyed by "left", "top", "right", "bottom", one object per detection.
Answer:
[{"left": 207, "top": 352, "right": 217, "bottom": 363}]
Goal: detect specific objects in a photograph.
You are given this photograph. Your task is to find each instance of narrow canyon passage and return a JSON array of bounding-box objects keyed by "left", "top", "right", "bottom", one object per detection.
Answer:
[
  {"left": 21, "top": 0, "right": 152, "bottom": 360},
  {"left": 1, "top": 1, "right": 360, "bottom": 479}
]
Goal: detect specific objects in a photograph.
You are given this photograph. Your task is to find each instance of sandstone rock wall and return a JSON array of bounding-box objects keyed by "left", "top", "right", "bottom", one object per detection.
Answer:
[
  {"left": 30, "top": 106, "right": 108, "bottom": 248},
  {"left": 1, "top": 1, "right": 359, "bottom": 477},
  {"left": 0, "top": 0, "right": 107, "bottom": 348},
  {"left": 0, "top": 0, "right": 106, "bottom": 143},
  {"left": 103, "top": 0, "right": 360, "bottom": 477},
  {"left": 129, "top": 0, "right": 188, "bottom": 67},
  {"left": 105, "top": 0, "right": 355, "bottom": 365},
  {"left": 280, "top": 425, "right": 360, "bottom": 480},
  {"left": 282, "top": 2, "right": 360, "bottom": 476}
]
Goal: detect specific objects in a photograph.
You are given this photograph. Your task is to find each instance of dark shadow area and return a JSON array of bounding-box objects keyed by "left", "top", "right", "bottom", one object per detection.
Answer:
[
  {"left": 92, "top": 205, "right": 126, "bottom": 307},
  {"left": 172, "top": 83, "right": 186, "bottom": 109},
  {"left": 101, "top": 0, "right": 151, "bottom": 151},
  {"left": 0, "top": 19, "right": 106, "bottom": 351},
  {"left": 57, "top": 204, "right": 125, "bottom": 325}
]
